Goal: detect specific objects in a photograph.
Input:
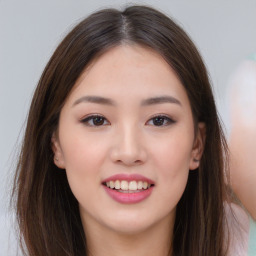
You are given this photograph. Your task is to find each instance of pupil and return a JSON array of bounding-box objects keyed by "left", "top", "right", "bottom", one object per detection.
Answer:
[
  {"left": 93, "top": 117, "right": 104, "bottom": 125},
  {"left": 153, "top": 117, "right": 164, "bottom": 126}
]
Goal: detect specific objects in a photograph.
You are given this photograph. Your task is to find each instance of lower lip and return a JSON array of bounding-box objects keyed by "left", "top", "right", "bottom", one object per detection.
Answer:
[{"left": 103, "top": 186, "right": 154, "bottom": 204}]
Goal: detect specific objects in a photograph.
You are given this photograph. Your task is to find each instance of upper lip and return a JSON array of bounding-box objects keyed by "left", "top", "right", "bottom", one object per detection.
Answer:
[{"left": 102, "top": 174, "right": 155, "bottom": 185}]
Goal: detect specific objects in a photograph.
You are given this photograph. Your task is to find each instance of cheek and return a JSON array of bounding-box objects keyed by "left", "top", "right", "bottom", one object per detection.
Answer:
[
  {"left": 148, "top": 132, "right": 193, "bottom": 203},
  {"left": 60, "top": 137, "right": 110, "bottom": 217},
  {"left": 59, "top": 130, "right": 109, "bottom": 197},
  {"left": 61, "top": 127, "right": 108, "bottom": 171},
  {"left": 151, "top": 133, "right": 193, "bottom": 177}
]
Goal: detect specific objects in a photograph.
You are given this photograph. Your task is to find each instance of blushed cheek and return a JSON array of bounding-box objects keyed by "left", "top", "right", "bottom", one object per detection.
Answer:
[
  {"left": 155, "top": 157, "right": 189, "bottom": 217},
  {"left": 158, "top": 145, "right": 190, "bottom": 204},
  {"left": 63, "top": 141, "right": 101, "bottom": 206},
  {"left": 62, "top": 131, "right": 105, "bottom": 167},
  {"left": 64, "top": 150, "right": 99, "bottom": 178},
  {"left": 153, "top": 139, "right": 191, "bottom": 176}
]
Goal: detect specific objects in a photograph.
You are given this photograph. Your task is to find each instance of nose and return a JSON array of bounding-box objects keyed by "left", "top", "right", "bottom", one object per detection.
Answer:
[{"left": 110, "top": 125, "right": 147, "bottom": 166}]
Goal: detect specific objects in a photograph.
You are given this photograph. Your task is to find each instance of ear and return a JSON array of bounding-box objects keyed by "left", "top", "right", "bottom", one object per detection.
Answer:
[
  {"left": 51, "top": 132, "right": 65, "bottom": 169},
  {"left": 189, "top": 122, "right": 206, "bottom": 170}
]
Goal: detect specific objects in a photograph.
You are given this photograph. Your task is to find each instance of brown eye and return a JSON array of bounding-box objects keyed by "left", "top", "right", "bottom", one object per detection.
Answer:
[
  {"left": 153, "top": 117, "right": 166, "bottom": 126},
  {"left": 147, "top": 115, "right": 175, "bottom": 127},
  {"left": 81, "top": 115, "right": 109, "bottom": 126}
]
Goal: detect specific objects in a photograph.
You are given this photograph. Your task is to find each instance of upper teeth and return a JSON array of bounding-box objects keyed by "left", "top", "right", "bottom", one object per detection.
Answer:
[{"left": 106, "top": 180, "right": 151, "bottom": 191}]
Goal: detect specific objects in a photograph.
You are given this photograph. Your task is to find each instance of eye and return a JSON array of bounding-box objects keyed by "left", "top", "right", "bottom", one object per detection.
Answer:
[
  {"left": 80, "top": 115, "right": 110, "bottom": 127},
  {"left": 147, "top": 115, "right": 175, "bottom": 127}
]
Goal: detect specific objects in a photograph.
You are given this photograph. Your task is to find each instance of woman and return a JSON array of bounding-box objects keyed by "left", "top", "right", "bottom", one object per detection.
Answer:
[{"left": 12, "top": 5, "right": 249, "bottom": 256}]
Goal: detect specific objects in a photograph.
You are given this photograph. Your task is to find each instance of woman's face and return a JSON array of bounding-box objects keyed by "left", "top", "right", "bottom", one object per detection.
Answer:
[{"left": 52, "top": 45, "right": 205, "bottom": 235}]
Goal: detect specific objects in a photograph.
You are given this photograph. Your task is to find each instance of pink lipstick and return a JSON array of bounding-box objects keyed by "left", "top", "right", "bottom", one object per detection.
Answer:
[{"left": 102, "top": 174, "right": 155, "bottom": 204}]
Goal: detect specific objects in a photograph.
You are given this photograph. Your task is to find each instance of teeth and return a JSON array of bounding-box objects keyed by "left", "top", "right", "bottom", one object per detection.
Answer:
[
  {"left": 129, "top": 181, "right": 137, "bottom": 190},
  {"left": 137, "top": 181, "right": 143, "bottom": 189},
  {"left": 115, "top": 180, "right": 120, "bottom": 189},
  {"left": 143, "top": 182, "right": 148, "bottom": 189},
  {"left": 105, "top": 180, "right": 152, "bottom": 191},
  {"left": 121, "top": 180, "right": 129, "bottom": 190},
  {"left": 109, "top": 181, "right": 115, "bottom": 189}
]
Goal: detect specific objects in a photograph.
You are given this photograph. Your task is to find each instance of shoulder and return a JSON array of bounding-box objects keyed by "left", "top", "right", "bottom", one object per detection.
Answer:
[{"left": 224, "top": 203, "right": 250, "bottom": 256}]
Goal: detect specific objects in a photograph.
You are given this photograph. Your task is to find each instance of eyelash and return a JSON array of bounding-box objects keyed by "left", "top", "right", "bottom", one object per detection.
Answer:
[
  {"left": 80, "top": 115, "right": 110, "bottom": 127},
  {"left": 80, "top": 114, "right": 176, "bottom": 127},
  {"left": 147, "top": 115, "right": 176, "bottom": 126}
]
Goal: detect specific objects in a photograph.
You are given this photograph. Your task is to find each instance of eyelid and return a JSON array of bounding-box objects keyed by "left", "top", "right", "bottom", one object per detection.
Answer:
[
  {"left": 146, "top": 114, "right": 176, "bottom": 126},
  {"left": 79, "top": 113, "right": 176, "bottom": 127},
  {"left": 80, "top": 114, "right": 110, "bottom": 126}
]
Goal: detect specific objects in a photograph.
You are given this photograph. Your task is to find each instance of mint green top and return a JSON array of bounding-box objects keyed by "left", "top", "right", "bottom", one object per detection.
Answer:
[{"left": 248, "top": 217, "right": 256, "bottom": 256}]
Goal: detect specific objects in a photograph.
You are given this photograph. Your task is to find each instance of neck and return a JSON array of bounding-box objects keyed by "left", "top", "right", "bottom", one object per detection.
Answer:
[{"left": 82, "top": 214, "right": 174, "bottom": 256}]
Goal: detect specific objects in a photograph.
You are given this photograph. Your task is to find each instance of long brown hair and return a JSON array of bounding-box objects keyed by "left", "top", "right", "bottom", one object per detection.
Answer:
[{"left": 13, "top": 5, "right": 230, "bottom": 256}]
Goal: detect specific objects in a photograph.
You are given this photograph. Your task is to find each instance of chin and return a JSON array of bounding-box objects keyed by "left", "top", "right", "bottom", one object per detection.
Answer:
[
  {"left": 104, "top": 209, "right": 173, "bottom": 236},
  {"left": 110, "top": 221, "right": 153, "bottom": 235},
  {"left": 101, "top": 210, "right": 151, "bottom": 234}
]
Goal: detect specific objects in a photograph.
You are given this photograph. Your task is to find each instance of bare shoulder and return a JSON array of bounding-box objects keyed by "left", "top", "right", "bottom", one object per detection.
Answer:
[{"left": 225, "top": 203, "right": 250, "bottom": 256}]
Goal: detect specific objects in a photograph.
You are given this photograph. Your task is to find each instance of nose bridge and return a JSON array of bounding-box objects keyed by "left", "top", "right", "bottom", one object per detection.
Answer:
[{"left": 111, "top": 121, "right": 147, "bottom": 165}]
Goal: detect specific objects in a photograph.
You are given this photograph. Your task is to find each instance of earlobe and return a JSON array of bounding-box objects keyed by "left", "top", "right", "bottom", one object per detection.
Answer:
[
  {"left": 51, "top": 133, "right": 65, "bottom": 169},
  {"left": 189, "top": 122, "right": 206, "bottom": 170}
]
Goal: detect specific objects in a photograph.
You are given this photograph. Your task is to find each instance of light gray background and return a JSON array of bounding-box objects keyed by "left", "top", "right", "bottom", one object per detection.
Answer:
[{"left": 1, "top": 0, "right": 256, "bottom": 254}]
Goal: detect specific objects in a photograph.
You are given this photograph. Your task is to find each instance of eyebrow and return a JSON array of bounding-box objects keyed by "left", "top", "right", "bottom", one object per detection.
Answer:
[
  {"left": 73, "top": 96, "right": 116, "bottom": 106},
  {"left": 141, "top": 96, "right": 181, "bottom": 106},
  {"left": 72, "top": 95, "right": 182, "bottom": 107}
]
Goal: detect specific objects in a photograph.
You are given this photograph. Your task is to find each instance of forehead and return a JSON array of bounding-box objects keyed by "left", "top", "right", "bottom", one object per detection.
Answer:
[{"left": 66, "top": 44, "right": 190, "bottom": 108}]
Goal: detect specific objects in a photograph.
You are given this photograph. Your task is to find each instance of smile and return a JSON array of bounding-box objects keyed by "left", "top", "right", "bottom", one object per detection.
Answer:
[
  {"left": 103, "top": 180, "right": 153, "bottom": 193},
  {"left": 102, "top": 174, "right": 155, "bottom": 203}
]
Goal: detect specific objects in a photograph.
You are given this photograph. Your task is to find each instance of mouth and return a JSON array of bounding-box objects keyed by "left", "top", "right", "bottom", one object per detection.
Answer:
[
  {"left": 102, "top": 174, "right": 155, "bottom": 204},
  {"left": 102, "top": 180, "right": 154, "bottom": 193}
]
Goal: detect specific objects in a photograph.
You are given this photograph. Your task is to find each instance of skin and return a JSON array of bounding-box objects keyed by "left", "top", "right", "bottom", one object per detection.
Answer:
[
  {"left": 228, "top": 60, "right": 256, "bottom": 220},
  {"left": 52, "top": 45, "right": 205, "bottom": 256}
]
